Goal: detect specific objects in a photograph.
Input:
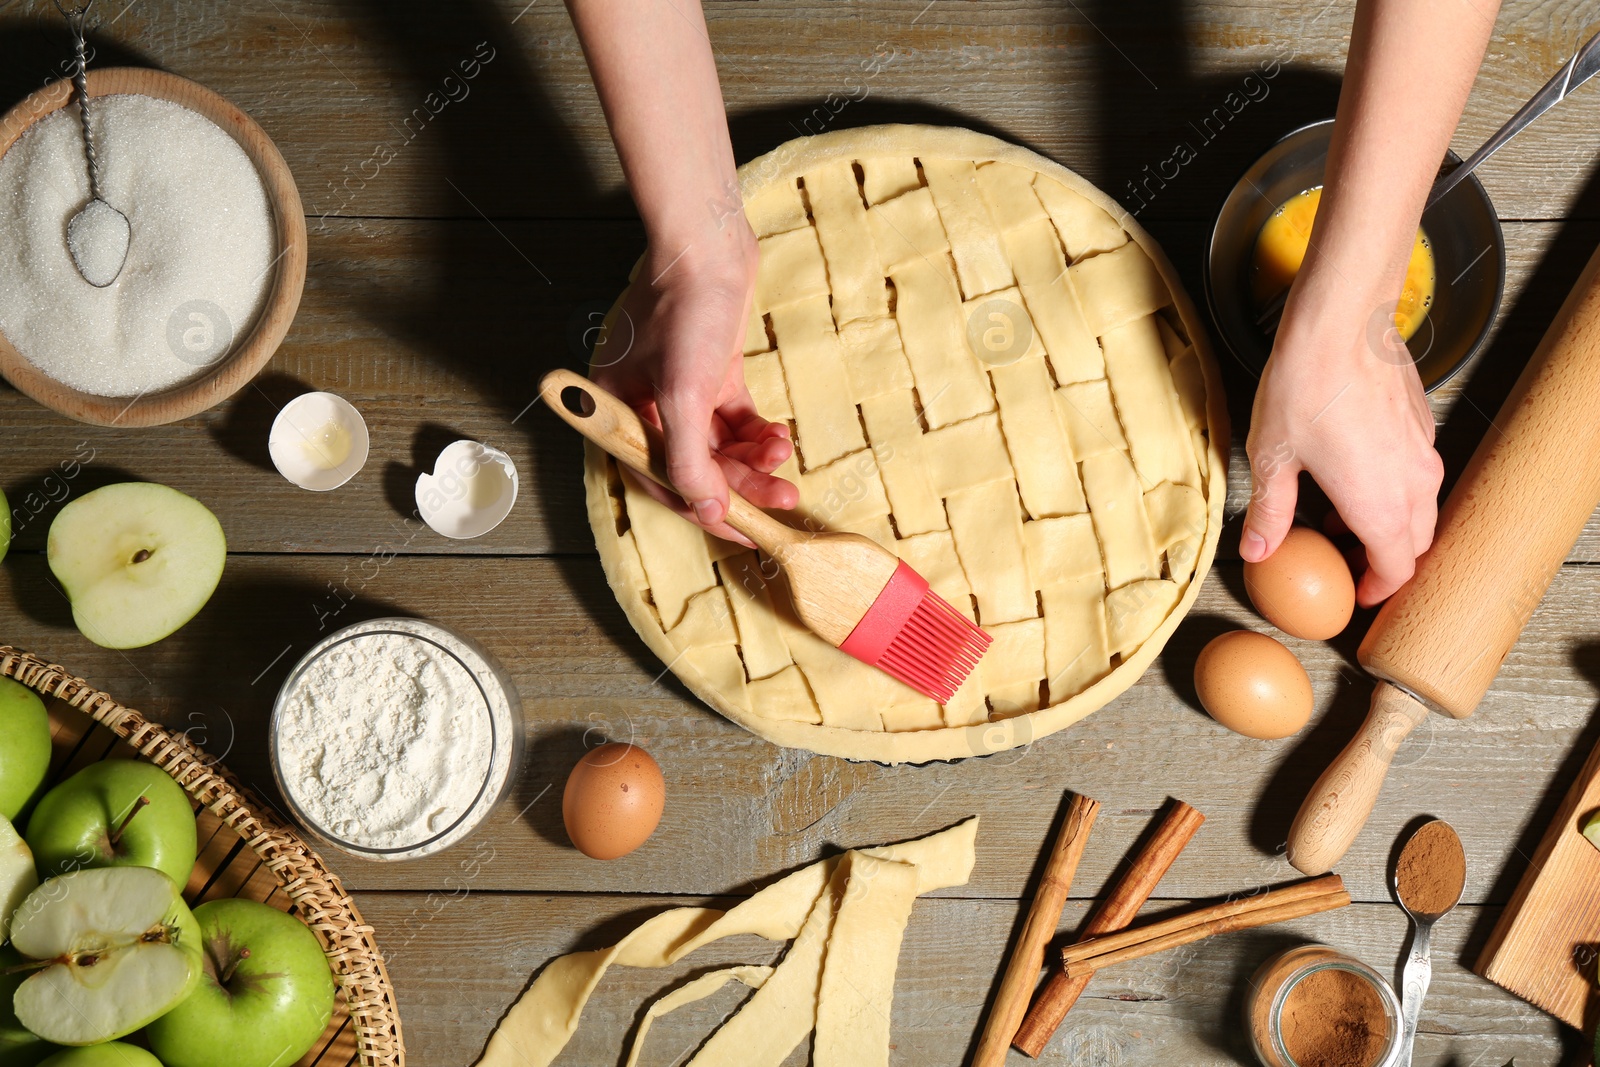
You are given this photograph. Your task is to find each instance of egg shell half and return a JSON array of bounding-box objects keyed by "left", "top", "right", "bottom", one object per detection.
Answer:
[
  {"left": 415, "top": 440, "right": 519, "bottom": 539},
  {"left": 1243, "top": 526, "right": 1356, "bottom": 640},
  {"left": 268, "top": 391, "right": 369, "bottom": 492},
  {"left": 562, "top": 742, "right": 666, "bottom": 860},
  {"left": 1194, "top": 630, "right": 1313, "bottom": 740}
]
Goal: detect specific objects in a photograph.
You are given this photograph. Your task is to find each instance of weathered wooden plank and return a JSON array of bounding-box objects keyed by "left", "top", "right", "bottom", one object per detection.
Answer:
[
  {"left": 6, "top": 217, "right": 1600, "bottom": 560},
  {"left": 5, "top": 551, "right": 1597, "bottom": 910},
  {"left": 0, "top": 1, "right": 1595, "bottom": 227},
  {"left": 0, "top": 216, "right": 638, "bottom": 556},
  {"left": 353, "top": 890, "right": 1571, "bottom": 1066}
]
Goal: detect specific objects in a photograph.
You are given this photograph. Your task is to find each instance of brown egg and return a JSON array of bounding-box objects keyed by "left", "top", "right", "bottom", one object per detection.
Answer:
[
  {"left": 1194, "top": 630, "right": 1313, "bottom": 740},
  {"left": 562, "top": 743, "right": 666, "bottom": 860},
  {"left": 1243, "top": 526, "right": 1356, "bottom": 640}
]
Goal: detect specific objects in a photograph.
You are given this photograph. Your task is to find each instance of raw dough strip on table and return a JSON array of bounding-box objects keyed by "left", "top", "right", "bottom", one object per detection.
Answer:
[
  {"left": 623, "top": 967, "right": 772, "bottom": 1067},
  {"left": 476, "top": 817, "right": 979, "bottom": 1067},
  {"left": 810, "top": 854, "right": 921, "bottom": 1067}
]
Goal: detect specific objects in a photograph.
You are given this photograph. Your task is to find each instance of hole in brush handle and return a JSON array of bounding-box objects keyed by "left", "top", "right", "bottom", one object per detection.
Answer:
[{"left": 560, "top": 385, "right": 596, "bottom": 418}]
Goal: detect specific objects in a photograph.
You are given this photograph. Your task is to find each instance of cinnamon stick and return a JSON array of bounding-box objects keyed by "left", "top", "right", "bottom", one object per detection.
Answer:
[
  {"left": 1012, "top": 800, "right": 1205, "bottom": 1057},
  {"left": 1060, "top": 875, "right": 1350, "bottom": 978},
  {"left": 971, "top": 792, "right": 1100, "bottom": 1067}
]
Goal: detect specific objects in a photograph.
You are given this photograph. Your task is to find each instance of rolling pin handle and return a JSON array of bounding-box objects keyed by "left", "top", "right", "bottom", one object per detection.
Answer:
[{"left": 1286, "top": 682, "right": 1430, "bottom": 875}]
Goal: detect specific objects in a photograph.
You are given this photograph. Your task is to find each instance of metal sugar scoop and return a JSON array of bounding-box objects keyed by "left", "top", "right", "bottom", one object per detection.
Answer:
[{"left": 57, "top": 0, "right": 129, "bottom": 288}]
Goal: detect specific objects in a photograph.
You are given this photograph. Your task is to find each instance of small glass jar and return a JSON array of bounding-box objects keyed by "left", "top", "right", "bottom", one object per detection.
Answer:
[
  {"left": 270, "top": 617, "right": 523, "bottom": 861},
  {"left": 1246, "top": 944, "right": 1403, "bottom": 1067}
]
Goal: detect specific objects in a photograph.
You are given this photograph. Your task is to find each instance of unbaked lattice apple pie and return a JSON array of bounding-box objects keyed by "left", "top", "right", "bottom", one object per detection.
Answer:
[{"left": 585, "top": 125, "right": 1227, "bottom": 763}]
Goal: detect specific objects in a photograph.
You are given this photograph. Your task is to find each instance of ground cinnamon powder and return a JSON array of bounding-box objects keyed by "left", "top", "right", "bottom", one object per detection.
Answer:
[
  {"left": 1395, "top": 819, "right": 1466, "bottom": 915},
  {"left": 1279, "top": 968, "right": 1387, "bottom": 1067}
]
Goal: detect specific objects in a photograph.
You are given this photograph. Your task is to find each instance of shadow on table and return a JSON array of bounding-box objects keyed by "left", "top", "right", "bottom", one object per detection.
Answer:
[
  {"left": 0, "top": 14, "right": 153, "bottom": 115},
  {"left": 209, "top": 371, "right": 314, "bottom": 475},
  {"left": 1160, "top": 611, "right": 1244, "bottom": 719},
  {"left": 1432, "top": 161, "right": 1600, "bottom": 501},
  {"left": 1198, "top": 927, "right": 1307, "bottom": 1061},
  {"left": 516, "top": 724, "right": 593, "bottom": 850},
  {"left": 316, "top": 0, "right": 677, "bottom": 688},
  {"left": 380, "top": 420, "right": 479, "bottom": 521},
  {"left": 1065, "top": 0, "right": 1341, "bottom": 447},
  {"left": 1, "top": 460, "right": 141, "bottom": 559},
  {"left": 170, "top": 571, "right": 411, "bottom": 798},
  {"left": 1245, "top": 659, "right": 1378, "bottom": 860}
]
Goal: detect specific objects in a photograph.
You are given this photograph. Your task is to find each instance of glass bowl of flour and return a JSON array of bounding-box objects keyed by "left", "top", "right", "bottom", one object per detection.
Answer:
[{"left": 270, "top": 618, "right": 523, "bottom": 861}]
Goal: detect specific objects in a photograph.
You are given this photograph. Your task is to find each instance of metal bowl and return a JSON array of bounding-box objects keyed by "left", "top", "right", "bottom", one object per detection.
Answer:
[{"left": 1204, "top": 118, "right": 1504, "bottom": 393}]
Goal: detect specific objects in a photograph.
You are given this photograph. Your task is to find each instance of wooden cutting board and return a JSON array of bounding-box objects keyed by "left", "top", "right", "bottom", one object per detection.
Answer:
[{"left": 1476, "top": 732, "right": 1600, "bottom": 1029}]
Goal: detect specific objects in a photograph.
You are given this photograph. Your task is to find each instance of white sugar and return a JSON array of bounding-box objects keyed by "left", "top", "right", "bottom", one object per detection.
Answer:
[
  {"left": 66, "top": 197, "right": 129, "bottom": 287},
  {"left": 0, "top": 93, "right": 274, "bottom": 397}
]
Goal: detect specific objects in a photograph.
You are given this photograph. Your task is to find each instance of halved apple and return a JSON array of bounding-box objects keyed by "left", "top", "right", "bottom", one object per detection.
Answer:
[
  {"left": 9, "top": 866, "right": 202, "bottom": 1046},
  {"left": 46, "top": 483, "right": 226, "bottom": 650},
  {"left": 0, "top": 814, "right": 38, "bottom": 941},
  {"left": 39, "top": 1044, "right": 162, "bottom": 1067},
  {"left": 0, "top": 945, "right": 55, "bottom": 1066}
]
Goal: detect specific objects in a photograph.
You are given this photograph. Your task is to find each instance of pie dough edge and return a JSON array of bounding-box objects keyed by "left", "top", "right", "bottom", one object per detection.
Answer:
[{"left": 582, "top": 124, "right": 1230, "bottom": 764}]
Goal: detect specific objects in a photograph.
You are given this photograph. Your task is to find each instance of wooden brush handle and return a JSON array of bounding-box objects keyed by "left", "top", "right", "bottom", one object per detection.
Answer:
[
  {"left": 1287, "top": 682, "right": 1429, "bottom": 875},
  {"left": 1360, "top": 243, "right": 1600, "bottom": 714},
  {"left": 539, "top": 369, "right": 801, "bottom": 555}
]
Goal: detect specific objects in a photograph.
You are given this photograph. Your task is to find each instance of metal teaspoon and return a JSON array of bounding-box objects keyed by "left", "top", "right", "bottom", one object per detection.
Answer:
[
  {"left": 1393, "top": 818, "right": 1467, "bottom": 1067},
  {"left": 57, "top": 0, "right": 130, "bottom": 289}
]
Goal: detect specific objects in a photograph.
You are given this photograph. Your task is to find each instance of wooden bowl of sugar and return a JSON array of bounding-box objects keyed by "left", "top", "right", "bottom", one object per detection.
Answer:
[{"left": 0, "top": 68, "right": 306, "bottom": 427}]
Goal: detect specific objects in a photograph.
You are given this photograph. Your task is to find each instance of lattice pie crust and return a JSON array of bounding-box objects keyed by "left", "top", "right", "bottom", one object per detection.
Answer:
[{"left": 585, "top": 126, "right": 1227, "bottom": 763}]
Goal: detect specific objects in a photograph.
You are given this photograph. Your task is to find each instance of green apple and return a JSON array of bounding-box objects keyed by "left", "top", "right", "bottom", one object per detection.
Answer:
[
  {"left": 0, "top": 815, "right": 38, "bottom": 941},
  {"left": 0, "top": 678, "right": 50, "bottom": 821},
  {"left": 25, "top": 760, "right": 197, "bottom": 888},
  {"left": 38, "top": 1045, "right": 160, "bottom": 1067},
  {"left": 46, "top": 482, "right": 225, "bottom": 650},
  {"left": 147, "top": 898, "right": 335, "bottom": 1067},
  {"left": 0, "top": 946, "right": 55, "bottom": 1067},
  {"left": 9, "top": 866, "right": 202, "bottom": 1046}
]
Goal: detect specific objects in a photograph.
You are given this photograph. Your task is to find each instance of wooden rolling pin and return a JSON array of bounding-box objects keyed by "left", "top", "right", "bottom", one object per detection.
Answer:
[{"left": 1288, "top": 244, "right": 1600, "bottom": 876}]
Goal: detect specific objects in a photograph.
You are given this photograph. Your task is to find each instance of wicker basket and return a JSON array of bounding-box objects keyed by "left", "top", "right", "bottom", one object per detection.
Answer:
[{"left": 0, "top": 646, "right": 404, "bottom": 1067}]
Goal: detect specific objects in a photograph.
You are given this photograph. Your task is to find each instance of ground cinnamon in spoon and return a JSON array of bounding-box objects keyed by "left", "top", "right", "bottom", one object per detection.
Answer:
[
  {"left": 1395, "top": 819, "right": 1466, "bottom": 915},
  {"left": 1280, "top": 968, "right": 1387, "bottom": 1067}
]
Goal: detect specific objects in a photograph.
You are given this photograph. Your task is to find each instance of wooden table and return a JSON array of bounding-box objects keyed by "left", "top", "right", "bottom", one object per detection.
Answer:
[{"left": 3, "top": 1, "right": 1599, "bottom": 1063}]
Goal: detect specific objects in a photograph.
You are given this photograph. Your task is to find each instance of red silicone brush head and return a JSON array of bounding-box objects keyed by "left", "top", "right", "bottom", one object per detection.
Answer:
[{"left": 838, "top": 560, "right": 992, "bottom": 704}]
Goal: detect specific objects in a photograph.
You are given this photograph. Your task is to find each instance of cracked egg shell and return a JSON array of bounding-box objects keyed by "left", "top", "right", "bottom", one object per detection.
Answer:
[{"left": 415, "top": 440, "right": 519, "bottom": 539}]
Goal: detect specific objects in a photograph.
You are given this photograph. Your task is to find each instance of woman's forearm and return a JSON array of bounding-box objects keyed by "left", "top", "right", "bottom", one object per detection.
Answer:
[
  {"left": 566, "top": 0, "right": 745, "bottom": 255},
  {"left": 1289, "top": 0, "right": 1500, "bottom": 337}
]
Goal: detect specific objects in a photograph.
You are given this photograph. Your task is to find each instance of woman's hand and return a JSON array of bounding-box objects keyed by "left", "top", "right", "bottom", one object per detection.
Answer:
[
  {"left": 593, "top": 226, "right": 796, "bottom": 546},
  {"left": 566, "top": 0, "right": 797, "bottom": 545},
  {"left": 1242, "top": 295, "right": 1444, "bottom": 607},
  {"left": 1239, "top": 0, "right": 1498, "bottom": 604}
]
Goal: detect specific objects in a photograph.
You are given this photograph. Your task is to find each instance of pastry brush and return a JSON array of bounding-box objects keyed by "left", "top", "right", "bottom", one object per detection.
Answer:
[{"left": 541, "top": 369, "right": 990, "bottom": 703}]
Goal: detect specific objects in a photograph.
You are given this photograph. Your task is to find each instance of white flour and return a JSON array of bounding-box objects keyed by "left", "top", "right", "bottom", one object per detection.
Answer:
[{"left": 276, "top": 631, "right": 493, "bottom": 850}]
